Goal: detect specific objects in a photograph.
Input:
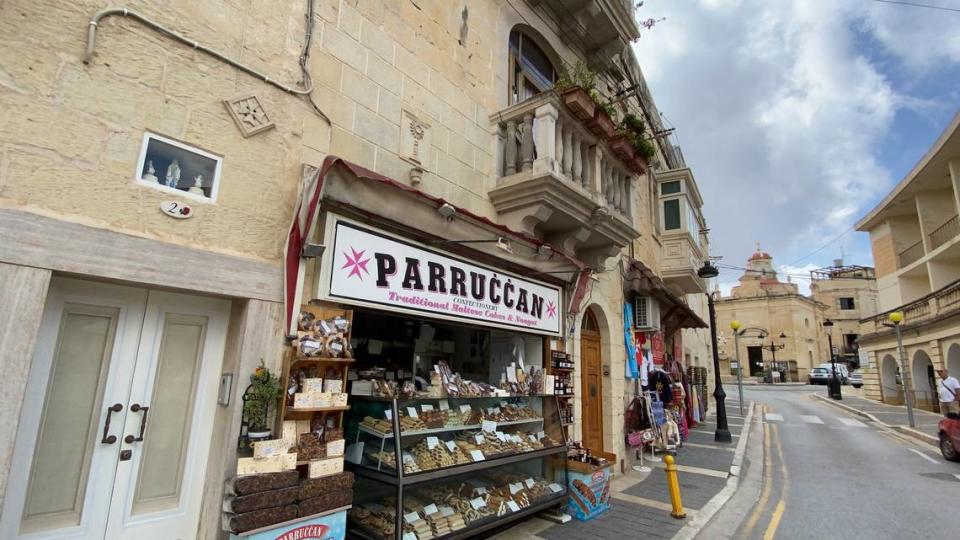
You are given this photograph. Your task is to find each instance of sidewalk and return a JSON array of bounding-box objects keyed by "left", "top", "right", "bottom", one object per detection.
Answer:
[
  {"left": 492, "top": 399, "right": 754, "bottom": 540},
  {"left": 811, "top": 392, "right": 943, "bottom": 444}
]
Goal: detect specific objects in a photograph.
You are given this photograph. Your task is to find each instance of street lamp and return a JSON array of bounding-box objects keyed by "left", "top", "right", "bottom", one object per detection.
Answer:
[
  {"left": 823, "top": 319, "right": 842, "bottom": 400},
  {"left": 697, "top": 260, "right": 732, "bottom": 443},
  {"left": 885, "top": 311, "right": 915, "bottom": 427},
  {"left": 760, "top": 333, "right": 787, "bottom": 383},
  {"left": 730, "top": 320, "right": 744, "bottom": 416}
]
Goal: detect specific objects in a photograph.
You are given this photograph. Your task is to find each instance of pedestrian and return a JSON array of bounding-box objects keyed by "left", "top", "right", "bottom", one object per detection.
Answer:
[{"left": 936, "top": 368, "right": 960, "bottom": 417}]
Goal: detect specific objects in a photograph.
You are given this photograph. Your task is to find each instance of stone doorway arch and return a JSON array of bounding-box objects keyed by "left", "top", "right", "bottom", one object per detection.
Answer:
[
  {"left": 880, "top": 354, "right": 902, "bottom": 405},
  {"left": 912, "top": 350, "right": 936, "bottom": 412}
]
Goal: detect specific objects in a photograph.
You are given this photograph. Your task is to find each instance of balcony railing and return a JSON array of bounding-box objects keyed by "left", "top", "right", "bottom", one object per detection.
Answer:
[
  {"left": 494, "top": 93, "right": 635, "bottom": 220},
  {"left": 897, "top": 240, "right": 925, "bottom": 268},
  {"left": 929, "top": 215, "right": 959, "bottom": 251},
  {"left": 861, "top": 278, "right": 960, "bottom": 333}
]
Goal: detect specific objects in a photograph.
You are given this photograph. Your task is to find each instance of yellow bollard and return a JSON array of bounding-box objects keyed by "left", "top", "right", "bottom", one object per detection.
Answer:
[{"left": 663, "top": 455, "right": 686, "bottom": 519}]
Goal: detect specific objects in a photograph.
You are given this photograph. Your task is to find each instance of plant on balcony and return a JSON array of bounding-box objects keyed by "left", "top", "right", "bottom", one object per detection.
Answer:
[
  {"left": 587, "top": 99, "right": 618, "bottom": 140},
  {"left": 619, "top": 114, "right": 656, "bottom": 173},
  {"left": 556, "top": 62, "right": 597, "bottom": 121}
]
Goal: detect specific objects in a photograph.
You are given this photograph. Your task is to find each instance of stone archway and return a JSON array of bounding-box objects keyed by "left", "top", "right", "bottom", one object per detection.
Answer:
[
  {"left": 912, "top": 350, "right": 936, "bottom": 412},
  {"left": 947, "top": 344, "right": 960, "bottom": 377},
  {"left": 880, "top": 354, "right": 902, "bottom": 405}
]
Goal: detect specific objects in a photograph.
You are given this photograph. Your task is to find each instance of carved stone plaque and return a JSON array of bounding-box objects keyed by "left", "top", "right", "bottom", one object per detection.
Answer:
[
  {"left": 400, "top": 110, "right": 431, "bottom": 166},
  {"left": 223, "top": 94, "right": 275, "bottom": 137}
]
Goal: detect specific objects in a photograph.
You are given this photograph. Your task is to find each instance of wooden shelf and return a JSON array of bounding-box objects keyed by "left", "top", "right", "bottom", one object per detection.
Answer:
[
  {"left": 553, "top": 394, "right": 574, "bottom": 398},
  {"left": 357, "top": 417, "right": 545, "bottom": 440},
  {"left": 292, "top": 356, "right": 355, "bottom": 364},
  {"left": 551, "top": 367, "right": 574, "bottom": 372},
  {"left": 286, "top": 405, "right": 351, "bottom": 414}
]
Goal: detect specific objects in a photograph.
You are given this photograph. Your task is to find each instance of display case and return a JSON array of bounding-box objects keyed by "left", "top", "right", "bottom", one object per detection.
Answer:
[{"left": 343, "top": 395, "right": 568, "bottom": 539}]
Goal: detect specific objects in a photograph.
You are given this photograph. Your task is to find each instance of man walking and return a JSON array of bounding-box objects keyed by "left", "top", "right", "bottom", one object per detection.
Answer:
[{"left": 937, "top": 368, "right": 960, "bottom": 416}]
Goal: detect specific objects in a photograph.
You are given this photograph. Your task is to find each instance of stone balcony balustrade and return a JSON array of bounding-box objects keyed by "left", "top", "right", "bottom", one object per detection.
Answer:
[{"left": 489, "top": 92, "right": 641, "bottom": 267}]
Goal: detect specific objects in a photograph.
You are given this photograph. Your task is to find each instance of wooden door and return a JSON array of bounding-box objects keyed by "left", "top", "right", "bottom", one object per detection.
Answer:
[{"left": 580, "top": 310, "right": 603, "bottom": 452}]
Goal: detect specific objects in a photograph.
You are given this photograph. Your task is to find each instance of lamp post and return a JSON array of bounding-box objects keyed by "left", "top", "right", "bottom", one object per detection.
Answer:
[
  {"left": 760, "top": 333, "right": 786, "bottom": 383},
  {"left": 887, "top": 311, "right": 915, "bottom": 427},
  {"left": 697, "top": 260, "right": 732, "bottom": 443},
  {"left": 823, "top": 319, "right": 842, "bottom": 400},
  {"left": 730, "top": 320, "right": 744, "bottom": 416}
]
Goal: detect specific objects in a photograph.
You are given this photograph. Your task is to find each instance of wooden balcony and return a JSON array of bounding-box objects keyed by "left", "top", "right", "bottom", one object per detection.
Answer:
[{"left": 489, "top": 92, "right": 641, "bottom": 267}]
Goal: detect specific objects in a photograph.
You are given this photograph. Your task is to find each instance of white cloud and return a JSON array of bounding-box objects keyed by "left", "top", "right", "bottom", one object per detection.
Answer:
[{"left": 632, "top": 0, "right": 956, "bottom": 272}]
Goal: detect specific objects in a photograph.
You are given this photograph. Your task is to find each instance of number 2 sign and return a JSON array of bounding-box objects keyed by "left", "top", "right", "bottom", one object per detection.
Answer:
[{"left": 159, "top": 201, "right": 193, "bottom": 219}]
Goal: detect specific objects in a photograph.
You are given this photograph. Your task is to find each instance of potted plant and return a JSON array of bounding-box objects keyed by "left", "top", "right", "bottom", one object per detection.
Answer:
[
  {"left": 587, "top": 100, "right": 617, "bottom": 140},
  {"left": 556, "top": 62, "right": 597, "bottom": 121},
  {"left": 243, "top": 360, "right": 282, "bottom": 440},
  {"left": 608, "top": 129, "right": 636, "bottom": 162},
  {"left": 620, "top": 113, "right": 656, "bottom": 173}
]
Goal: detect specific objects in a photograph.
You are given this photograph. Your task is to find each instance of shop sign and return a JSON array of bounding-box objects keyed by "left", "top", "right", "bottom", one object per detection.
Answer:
[
  {"left": 651, "top": 332, "right": 665, "bottom": 366},
  {"left": 325, "top": 220, "right": 562, "bottom": 335}
]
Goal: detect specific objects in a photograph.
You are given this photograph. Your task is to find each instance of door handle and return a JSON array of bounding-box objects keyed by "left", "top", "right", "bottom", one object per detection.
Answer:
[
  {"left": 124, "top": 403, "right": 150, "bottom": 444},
  {"left": 101, "top": 403, "right": 123, "bottom": 444}
]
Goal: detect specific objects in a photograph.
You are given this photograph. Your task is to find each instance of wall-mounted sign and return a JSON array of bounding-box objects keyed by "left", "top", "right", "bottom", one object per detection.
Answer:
[
  {"left": 325, "top": 221, "right": 562, "bottom": 335},
  {"left": 159, "top": 200, "right": 193, "bottom": 219}
]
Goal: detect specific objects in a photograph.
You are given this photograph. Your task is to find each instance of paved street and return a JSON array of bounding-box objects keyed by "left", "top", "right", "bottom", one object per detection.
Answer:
[{"left": 707, "top": 385, "right": 960, "bottom": 540}]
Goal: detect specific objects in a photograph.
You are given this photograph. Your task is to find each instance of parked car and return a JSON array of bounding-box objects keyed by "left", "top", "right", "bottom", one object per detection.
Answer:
[
  {"left": 819, "top": 363, "right": 849, "bottom": 384},
  {"left": 938, "top": 413, "right": 960, "bottom": 462},
  {"left": 808, "top": 367, "right": 832, "bottom": 385},
  {"left": 849, "top": 370, "right": 863, "bottom": 388}
]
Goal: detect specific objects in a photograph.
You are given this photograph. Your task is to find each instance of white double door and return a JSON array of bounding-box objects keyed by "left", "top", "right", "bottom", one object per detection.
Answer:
[{"left": 1, "top": 278, "right": 230, "bottom": 539}]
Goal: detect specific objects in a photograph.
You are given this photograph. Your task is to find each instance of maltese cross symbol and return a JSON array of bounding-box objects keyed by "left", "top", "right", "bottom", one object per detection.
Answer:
[
  {"left": 341, "top": 247, "right": 370, "bottom": 280},
  {"left": 546, "top": 301, "right": 557, "bottom": 318}
]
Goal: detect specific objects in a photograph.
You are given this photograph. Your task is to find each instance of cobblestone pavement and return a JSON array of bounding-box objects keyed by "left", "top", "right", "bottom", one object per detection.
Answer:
[{"left": 490, "top": 398, "right": 751, "bottom": 540}]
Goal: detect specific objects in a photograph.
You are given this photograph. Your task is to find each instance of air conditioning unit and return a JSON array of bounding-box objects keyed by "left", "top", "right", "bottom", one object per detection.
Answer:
[{"left": 634, "top": 296, "right": 661, "bottom": 330}]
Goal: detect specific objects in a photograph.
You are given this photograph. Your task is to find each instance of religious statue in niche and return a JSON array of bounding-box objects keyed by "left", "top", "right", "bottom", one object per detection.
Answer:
[
  {"left": 165, "top": 159, "right": 182, "bottom": 188},
  {"left": 141, "top": 160, "right": 158, "bottom": 183},
  {"left": 188, "top": 174, "right": 205, "bottom": 195}
]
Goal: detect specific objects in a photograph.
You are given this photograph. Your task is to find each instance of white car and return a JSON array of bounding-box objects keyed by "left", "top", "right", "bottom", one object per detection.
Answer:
[
  {"left": 819, "top": 363, "right": 849, "bottom": 384},
  {"left": 849, "top": 369, "right": 863, "bottom": 388}
]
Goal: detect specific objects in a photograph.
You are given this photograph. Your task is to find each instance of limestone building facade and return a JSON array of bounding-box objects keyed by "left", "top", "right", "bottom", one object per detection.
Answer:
[
  {"left": 0, "top": 1, "right": 712, "bottom": 537},
  {"left": 809, "top": 263, "right": 878, "bottom": 367},
  {"left": 856, "top": 111, "right": 960, "bottom": 412}
]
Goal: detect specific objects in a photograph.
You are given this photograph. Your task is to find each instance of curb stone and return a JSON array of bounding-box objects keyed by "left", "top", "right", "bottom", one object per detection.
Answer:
[
  {"left": 672, "top": 400, "right": 756, "bottom": 540},
  {"left": 810, "top": 393, "right": 939, "bottom": 446}
]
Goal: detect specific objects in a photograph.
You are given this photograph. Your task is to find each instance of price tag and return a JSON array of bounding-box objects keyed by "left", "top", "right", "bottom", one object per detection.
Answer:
[
  {"left": 482, "top": 420, "right": 497, "bottom": 433},
  {"left": 548, "top": 483, "right": 563, "bottom": 493},
  {"left": 402, "top": 452, "right": 415, "bottom": 464},
  {"left": 426, "top": 436, "right": 439, "bottom": 450},
  {"left": 403, "top": 511, "right": 420, "bottom": 524},
  {"left": 509, "top": 483, "right": 522, "bottom": 495},
  {"left": 475, "top": 434, "right": 485, "bottom": 444},
  {"left": 537, "top": 431, "right": 545, "bottom": 440},
  {"left": 440, "top": 506, "right": 454, "bottom": 517},
  {"left": 439, "top": 399, "right": 450, "bottom": 411},
  {"left": 424, "top": 503, "right": 438, "bottom": 515},
  {"left": 507, "top": 500, "right": 520, "bottom": 512},
  {"left": 445, "top": 440, "right": 457, "bottom": 452},
  {"left": 422, "top": 404, "right": 434, "bottom": 412},
  {"left": 460, "top": 404, "right": 472, "bottom": 414},
  {"left": 384, "top": 409, "right": 393, "bottom": 421},
  {"left": 403, "top": 533, "right": 417, "bottom": 540},
  {"left": 476, "top": 486, "right": 487, "bottom": 495},
  {"left": 406, "top": 407, "right": 419, "bottom": 418},
  {"left": 470, "top": 450, "right": 485, "bottom": 462},
  {"left": 528, "top": 435, "right": 537, "bottom": 442},
  {"left": 470, "top": 497, "right": 486, "bottom": 510},
  {"left": 495, "top": 432, "right": 506, "bottom": 442},
  {"left": 525, "top": 478, "right": 535, "bottom": 488}
]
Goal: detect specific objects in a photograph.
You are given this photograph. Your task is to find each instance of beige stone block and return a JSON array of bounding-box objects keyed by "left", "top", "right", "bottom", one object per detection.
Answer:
[
  {"left": 430, "top": 124, "right": 450, "bottom": 153},
  {"left": 330, "top": 126, "right": 376, "bottom": 169},
  {"left": 0, "top": 95, "right": 107, "bottom": 163},
  {"left": 338, "top": 1, "right": 362, "bottom": 40},
  {"left": 303, "top": 111, "right": 332, "bottom": 153},
  {"left": 366, "top": 53, "right": 402, "bottom": 93},
  {"left": 395, "top": 46, "right": 429, "bottom": 81},
  {"left": 440, "top": 102, "right": 468, "bottom": 139},
  {"left": 323, "top": 25, "right": 365, "bottom": 68},
  {"left": 314, "top": 0, "right": 340, "bottom": 24},
  {"left": 341, "top": 66, "right": 379, "bottom": 113},
  {"left": 354, "top": 105, "right": 399, "bottom": 151},
  {"left": 401, "top": 76, "right": 441, "bottom": 122},
  {"left": 310, "top": 50, "right": 344, "bottom": 91},
  {"left": 466, "top": 121, "right": 492, "bottom": 152},
  {"left": 374, "top": 148, "right": 416, "bottom": 184},
  {"left": 377, "top": 89, "right": 402, "bottom": 125},
  {"left": 311, "top": 84, "right": 356, "bottom": 129},
  {"left": 436, "top": 151, "right": 459, "bottom": 182},
  {"left": 447, "top": 135, "right": 474, "bottom": 168},
  {"left": 163, "top": 49, "right": 238, "bottom": 104},
  {"left": 380, "top": 9, "right": 418, "bottom": 54},
  {"left": 360, "top": 19, "right": 395, "bottom": 62},
  {"left": 0, "top": 38, "right": 64, "bottom": 97}
]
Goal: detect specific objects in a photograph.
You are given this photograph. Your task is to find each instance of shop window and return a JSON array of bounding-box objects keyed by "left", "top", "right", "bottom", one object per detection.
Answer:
[
  {"left": 663, "top": 199, "right": 681, "bottom": 230},
  {"left": 660, "top": 180, "right": 681, "bottom": 195},
  {"left": 509, "top": 29, "right": 556, "bottom": 105},
  {"left": 136, "top": 132, "right": 222, "bottom": 202},
  {"left": 838, "top": 297, "right": 855, "bottom": 310}
]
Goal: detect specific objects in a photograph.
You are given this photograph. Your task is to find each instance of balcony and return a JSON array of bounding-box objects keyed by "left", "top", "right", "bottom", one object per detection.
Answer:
[
  {"left": 861, "top": 278, "right": 960, "bottom": 334},
  {"left": 489, "top": 92, "right": 641, "bottom": 267},
  {"left": 929, "top": 215, "right": 959, "bottom": 251},
  {"left": 660, "top": 231, "right": 706, "bottom": 294},
  {"left": 530, "top": 0, "right": 641, "bottom": 69},
  {"left": 897, "top": 240, "right": 924, "bottom": 268}
]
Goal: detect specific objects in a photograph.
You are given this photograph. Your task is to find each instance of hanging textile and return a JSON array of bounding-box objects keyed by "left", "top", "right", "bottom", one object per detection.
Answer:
[{"left": 623, "top": 303, "right": 638, "bottom": 379}]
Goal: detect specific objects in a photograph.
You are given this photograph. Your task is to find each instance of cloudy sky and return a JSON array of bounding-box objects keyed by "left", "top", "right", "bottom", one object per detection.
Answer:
[{"left": 632, "top": 0, "right": 960, "bottom": 294}]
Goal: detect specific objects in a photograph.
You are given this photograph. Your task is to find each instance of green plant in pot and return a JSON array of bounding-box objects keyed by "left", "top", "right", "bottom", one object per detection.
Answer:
[
  {"left": 587, "top": 96, "right": 618, "bottom": 139},
  {"left": 620, "top": 114, "right": 656, "bottom": 171},
  {"left": 243, "top": 360, "right": 281, "bottom": 439},
  {"left": 556, "top": 62, "right": 597, "bottom": 122}
]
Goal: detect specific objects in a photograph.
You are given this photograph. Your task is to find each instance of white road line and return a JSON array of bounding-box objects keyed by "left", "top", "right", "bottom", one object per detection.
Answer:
[
  {"left": 955, "top": 474, "right": 960, "bottom": 482},
  {"left": 837, "top": 417, "right": 867, "bottom": 428},
  {"left": 764, "top": 413, "right": 784, "bottom": 422},
  {"left": 909, "top": 448, "right": 940, "bottom": 465},
  {"left": 799, "top": 415, "right": 824, "bottom": 424}
]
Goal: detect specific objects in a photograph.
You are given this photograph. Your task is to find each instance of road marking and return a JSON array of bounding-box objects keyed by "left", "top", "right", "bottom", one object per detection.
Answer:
[
  {"left": 611, "top": 491, "right": 695, "bottom": 514},
  {"left": 955, "top": 474, "right": 960, "bottom": 482},
  {"left": 764, "top": 423, "right": 790, "bottom": 540},
  {"left": 837, "top": 417, "right": 867, "bottom": 427},
  {"left": 682, "top": 441, "right": 736, "bottom": 452},
  {"left": 909, "top": 448, "right": 940, "bottom": 465},
  {"left": 764, "top": 413, "right": 784, "bottom": 422},
  {"left": 742, "top": 406, "right": 773, "bottom": 536},
  {"left": 764, "top": 500, "right": 786, "bottom": 540},
  {"left": 799, "top": 415, "right": 823, "bottom": 424}
]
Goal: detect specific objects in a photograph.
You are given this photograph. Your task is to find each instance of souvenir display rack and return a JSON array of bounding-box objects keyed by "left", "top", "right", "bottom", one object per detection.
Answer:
[
  {"left": 344, "top": 395, "right": 568, "bottom": 539},
  {"left": 548, "top": 346, "right": 574, "bottom": 433}
]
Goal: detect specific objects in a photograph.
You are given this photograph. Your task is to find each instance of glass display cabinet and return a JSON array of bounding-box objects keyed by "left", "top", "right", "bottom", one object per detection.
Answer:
[{"left": 344, "top": 395, "right": 568, "bottom": 539}]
